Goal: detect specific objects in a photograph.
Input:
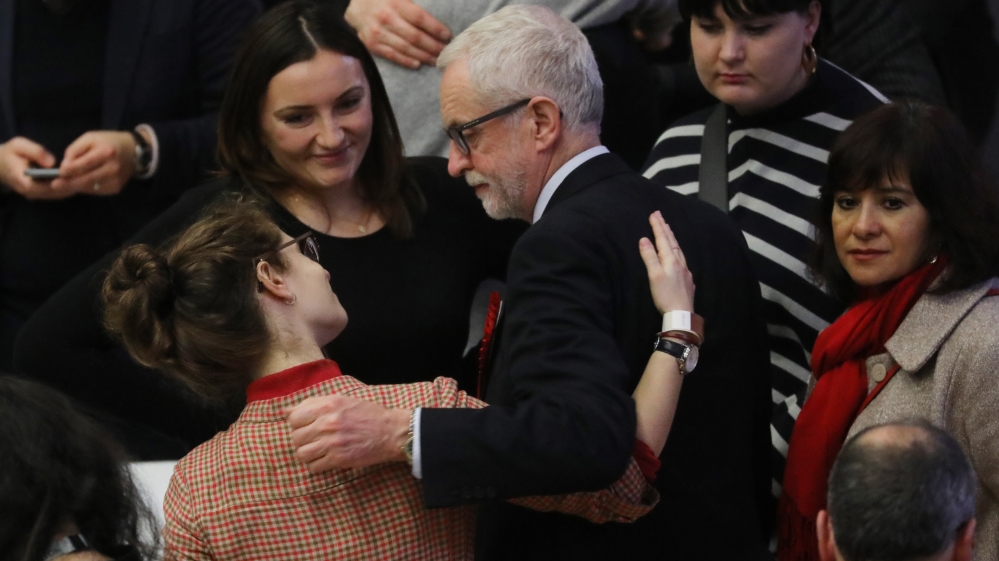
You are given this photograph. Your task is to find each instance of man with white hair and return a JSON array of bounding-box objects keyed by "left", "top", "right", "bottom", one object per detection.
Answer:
[{"left": 288, "top": 6, "right": 772, "bottom": 559}]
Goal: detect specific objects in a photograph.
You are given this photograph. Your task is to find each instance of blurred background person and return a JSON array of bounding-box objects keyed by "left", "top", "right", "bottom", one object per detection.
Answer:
[
  {"left": 312, "top": 0, "right": 999, "bottom": 167},
  {"left": 779, "top": 101, "right": 999, "bottom": 561},
  {"left": 900, "top": 0, "right": 999, "bottom": 147},
  {"left": 317, "top": 0, "right": 681, "bottom": 168},
  {"left": 101, "top": 195, "right": 692, "bottom": 559},
  {"left": 818, "top": 420, "right": 977, "bottom": 561},
  {"left": 0, "top": 0, "right": 262, "bottom": 370},
  {"left": 13, "top": 1, "right": 524, "bottom": 459},
  {"left": 0, "top": 375, "right": 158, "bottom": 561}
]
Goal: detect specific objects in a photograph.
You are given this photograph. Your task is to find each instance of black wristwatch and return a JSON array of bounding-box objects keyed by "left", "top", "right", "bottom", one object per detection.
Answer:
[{"left": 654, "top": 336, "right": 699, "bottom": 375}]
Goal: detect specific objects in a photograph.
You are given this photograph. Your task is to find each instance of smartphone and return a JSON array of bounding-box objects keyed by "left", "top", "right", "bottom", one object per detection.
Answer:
[{"left": 24, "top": 168, "right": 60, "bottom": 180}]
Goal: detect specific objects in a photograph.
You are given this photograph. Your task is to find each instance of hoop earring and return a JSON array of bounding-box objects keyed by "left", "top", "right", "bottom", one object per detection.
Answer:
[
  {"left": 802, "top": 44, "right": 818, "bottom": 76},
  {"left": 285, "top": 294, "right": 297, "bottom": 305}
]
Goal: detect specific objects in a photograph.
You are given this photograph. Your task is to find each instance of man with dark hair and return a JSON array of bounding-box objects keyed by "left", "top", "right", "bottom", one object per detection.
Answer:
[{"left": 818, "top": 420, "right": 978, "bottom": 561}]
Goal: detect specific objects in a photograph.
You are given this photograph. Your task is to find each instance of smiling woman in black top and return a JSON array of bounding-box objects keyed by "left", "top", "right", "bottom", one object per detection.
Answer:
[{"left": 12, "top": 1, "right": 524, "bottom": 458}]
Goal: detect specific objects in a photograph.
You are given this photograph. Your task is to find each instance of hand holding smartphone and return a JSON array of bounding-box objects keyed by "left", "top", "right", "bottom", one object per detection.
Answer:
[{"left": 24, "top": 168, "right": 60, "bottom": 180}]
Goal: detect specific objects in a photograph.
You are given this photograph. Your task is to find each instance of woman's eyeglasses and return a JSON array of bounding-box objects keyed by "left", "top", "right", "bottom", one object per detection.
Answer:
[{"left": 253, "top": 231, "right": 320, "bottom": 266}]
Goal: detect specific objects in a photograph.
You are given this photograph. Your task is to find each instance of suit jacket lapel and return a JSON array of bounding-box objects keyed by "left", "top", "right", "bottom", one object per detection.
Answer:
[
  {"left": 103, "top": 0, "right": 153, "bottom": 129},
  {"left": 540, "top": 152, "right": 633, "bottom": 218},
  {"left": 0, "top": 0, "right": 15, "bottom": 138}
]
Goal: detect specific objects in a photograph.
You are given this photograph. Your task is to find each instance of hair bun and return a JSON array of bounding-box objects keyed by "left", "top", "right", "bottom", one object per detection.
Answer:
[
  {"left": 103, "top": 245, "right": 179, "bottom": 371},
  {"left": 108, "top": 245, "right": 172, "bottom": 301}
]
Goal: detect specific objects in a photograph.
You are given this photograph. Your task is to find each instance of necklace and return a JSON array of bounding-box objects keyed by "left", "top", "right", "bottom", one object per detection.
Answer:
[
  {"left": 343, "top": 207, "right": 374, "bottom": 234},
  {"left": 283, "top": 190, "right": 376, "bottom": 235}
]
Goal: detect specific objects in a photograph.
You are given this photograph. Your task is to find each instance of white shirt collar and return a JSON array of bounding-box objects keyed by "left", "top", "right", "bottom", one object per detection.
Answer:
[{"left": 531, "top": 145, "right": 609, "bottom": 223}]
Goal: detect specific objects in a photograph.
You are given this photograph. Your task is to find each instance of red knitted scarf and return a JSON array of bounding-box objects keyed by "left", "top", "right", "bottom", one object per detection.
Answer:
[{"left": 776, "top": 256, "right": 948, "bottom": 561}]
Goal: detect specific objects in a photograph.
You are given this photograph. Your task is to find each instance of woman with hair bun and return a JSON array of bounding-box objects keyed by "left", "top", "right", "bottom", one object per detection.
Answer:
[
  {"left": 14, "top": 0, "right": 525, "bottom": 458},
  {"left": 0, "top": 376, "right": 157, "bottom": 561},
  {"left": 101, "top": 195, "right": 696, "bottom": 559}
]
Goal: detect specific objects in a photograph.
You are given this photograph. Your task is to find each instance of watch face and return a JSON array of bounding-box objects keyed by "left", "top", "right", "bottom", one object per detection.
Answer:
[{"left": 685, "top": 345, "right": 699, "bottom": 372}]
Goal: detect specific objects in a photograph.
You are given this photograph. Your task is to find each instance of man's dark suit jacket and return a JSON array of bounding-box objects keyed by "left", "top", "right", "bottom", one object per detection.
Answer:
[
  {"left": 421, "top": 153, "right": 773, "bottom": 559},
  {"left": 0, "top": 0, "right": 262, "bottom": 222}
]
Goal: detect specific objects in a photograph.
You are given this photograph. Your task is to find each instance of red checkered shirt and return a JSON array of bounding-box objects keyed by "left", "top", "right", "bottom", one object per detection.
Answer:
[{"left": 163, "top": 360, "right": 657, "bottom": 560}]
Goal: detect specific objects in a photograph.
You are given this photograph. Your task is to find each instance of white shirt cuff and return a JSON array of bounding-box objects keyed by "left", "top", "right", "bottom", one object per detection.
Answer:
[
  {"left": 134, "top": 123, "right": 160, "bottom": 180},
  {"left": 411, "top": 407, "right": 423, "bottom": 479}
]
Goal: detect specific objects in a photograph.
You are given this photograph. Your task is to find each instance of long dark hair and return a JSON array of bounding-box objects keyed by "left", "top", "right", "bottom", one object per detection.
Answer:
[
  {"left": 102, "top": 194, "right": 287, "bottom": 401},
  {"left": 0, "top": 376, "right": 157, "bottom": 561},
  {"left": 811, "top": 101, "right": 999, "bottom": 301},
  {"left": 217, "top": 1, "right": 424, "bottom": 237}
]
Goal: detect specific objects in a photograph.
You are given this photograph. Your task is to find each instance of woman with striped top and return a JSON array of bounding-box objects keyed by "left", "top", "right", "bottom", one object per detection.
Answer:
[{"left": 642, "top": 0, "right": 884, "bottom": 494}]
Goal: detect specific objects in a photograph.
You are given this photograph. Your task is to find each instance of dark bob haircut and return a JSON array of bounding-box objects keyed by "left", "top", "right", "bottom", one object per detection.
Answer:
[
  {"left": 679, "top": 0, "right": 821, "bottom": 21},
  {"left": 811, "top": 101, "right": 999, "bottom": 302},
  {"left": 0, "top": 376, "right": 157, "bottom": 561},
  {"left": 217, "top": 0, "right": 424, "bottom": 237}
]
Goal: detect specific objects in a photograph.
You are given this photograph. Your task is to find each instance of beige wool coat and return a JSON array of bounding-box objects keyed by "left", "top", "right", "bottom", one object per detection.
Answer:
[{"left": 841, "top": 277, "right": 999, "bottom": 561}]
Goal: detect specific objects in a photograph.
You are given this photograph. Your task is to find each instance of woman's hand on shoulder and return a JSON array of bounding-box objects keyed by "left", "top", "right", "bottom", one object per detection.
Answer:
[{"left": 639, "top": 211, "right": 695, "bottom": 315}]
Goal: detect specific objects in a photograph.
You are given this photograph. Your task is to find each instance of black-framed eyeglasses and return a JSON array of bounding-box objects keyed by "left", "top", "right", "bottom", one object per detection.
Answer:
[
  {"left": 253, "top": 231, "right": 320, "bottom": 266},
  {"left": 445, "top": 98, "right": 531, "bottom": 155}
]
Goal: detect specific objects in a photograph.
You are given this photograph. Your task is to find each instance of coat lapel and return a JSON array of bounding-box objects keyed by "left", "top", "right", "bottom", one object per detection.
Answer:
[
  {"left": 102, "top": 0, "right": 153, "bottom": 129},
  {"left": 887, "top": 277, "right": 999, "bottom": 372},
  {"left": 0, "top": 0, "right": 15, "bottom": 137},
  {"left": 540, "top": 152, "right": 633, "bottom": 218}
]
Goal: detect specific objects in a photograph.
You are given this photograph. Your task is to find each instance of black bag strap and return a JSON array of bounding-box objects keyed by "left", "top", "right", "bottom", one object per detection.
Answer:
[{"left": 698, "top": 103, "right": 729, "bottom": 213}]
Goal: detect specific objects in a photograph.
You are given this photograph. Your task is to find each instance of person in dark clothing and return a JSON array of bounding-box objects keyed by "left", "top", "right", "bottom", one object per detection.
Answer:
[
  {"left": 0, "top": 0, "right": 262, "bottom": 370},
  {"left": 12, "top": 1, "right": 523, "bottom": 460},
  {"left": 0, "top": 375, "right": 158, "bottom": 561},
  {"left": 904, "top": 0, "right": 999, "bottom": 146},
  {"left": 286, "top": 6, "right": 773, "bottom": 560}
]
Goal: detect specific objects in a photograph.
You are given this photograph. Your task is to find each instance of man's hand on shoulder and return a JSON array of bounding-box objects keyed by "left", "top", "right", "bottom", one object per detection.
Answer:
[{"left": 287, "top": 394, "right": 411, "bottom": 473}]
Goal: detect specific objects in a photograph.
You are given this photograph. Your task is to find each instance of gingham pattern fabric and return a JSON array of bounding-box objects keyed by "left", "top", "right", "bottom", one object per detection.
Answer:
[{"left": 163, "top": 372, "right": 656, "bottom": 560}]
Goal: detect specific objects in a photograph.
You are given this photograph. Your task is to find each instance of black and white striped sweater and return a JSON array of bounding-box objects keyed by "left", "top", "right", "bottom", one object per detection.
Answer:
[
  {"left": 642, "top": 59, "right": 885, "bottom": 493},
  {"left": 644, "top": 60, "right": 884, "bottom": 402}
]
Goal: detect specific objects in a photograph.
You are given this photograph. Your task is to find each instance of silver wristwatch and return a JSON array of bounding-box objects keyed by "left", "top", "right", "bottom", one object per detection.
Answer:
[{"left": 654, "top": 336, "right": 699, "bottom": 375}]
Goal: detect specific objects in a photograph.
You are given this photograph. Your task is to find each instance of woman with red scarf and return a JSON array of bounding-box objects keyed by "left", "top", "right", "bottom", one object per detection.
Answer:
[{"left": 777, "top": 101, "right": 999, "bottom": 561}]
